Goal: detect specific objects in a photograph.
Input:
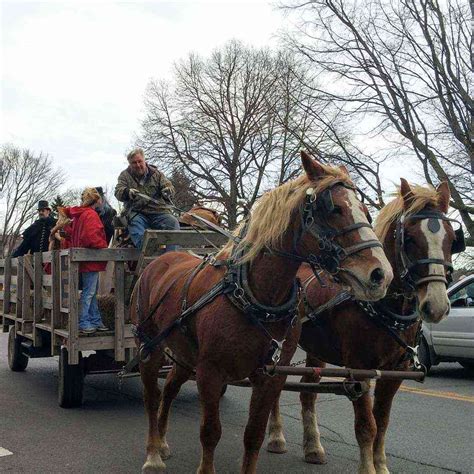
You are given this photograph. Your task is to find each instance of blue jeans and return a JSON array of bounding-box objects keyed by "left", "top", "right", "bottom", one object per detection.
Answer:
[
  {"left": 79, "top": 272, "right": 103, "bottom": 330},
  {"left": 128, "top": 212, "right": 180, "bottom": 251}
]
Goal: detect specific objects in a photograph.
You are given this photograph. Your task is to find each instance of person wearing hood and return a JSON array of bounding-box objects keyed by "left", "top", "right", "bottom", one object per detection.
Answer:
[
  {"left": 94, "top": 186, "right": 117, "bottom": 244},
  {"left": 60, "top": 188, "right": 109, "bottom": 335},
  {"left": 12, "top": 201, "right": 56, "bottom": 257}
]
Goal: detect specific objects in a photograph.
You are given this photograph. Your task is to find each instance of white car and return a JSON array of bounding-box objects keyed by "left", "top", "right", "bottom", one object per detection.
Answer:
[{"left": 420, "top": 274, "right": 474, "bottom": 371}]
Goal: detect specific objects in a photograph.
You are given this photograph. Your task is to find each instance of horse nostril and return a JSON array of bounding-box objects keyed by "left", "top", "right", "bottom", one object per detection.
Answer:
[
  {"left": 370, "top": 268, "right": 385, "bottom": 285},
  {"left": 420, "top": 301, "right": 432, "bottom": 317}
]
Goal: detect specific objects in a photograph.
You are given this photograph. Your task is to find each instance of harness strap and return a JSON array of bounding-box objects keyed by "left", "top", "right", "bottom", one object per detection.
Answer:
[
  {"left": 181, "top": 259, "right": 208, "bottom": 312},
  {"left": 407, "top": 258, "right": 453, "bottom": 271},
  {"left": 414, "top": 275, "right": 448, "bottom": 286},
  {"left": 343, "top": 240, "right": 383, "bottom": 257},
  {"left": 332, "top": 222, "right": 373, "bottom": 237},
  {"left": 301, "top": 290, "right": 352, "bottom": 324},
  {"left": 358, "top": 301, "right": 423, "bottom": 369},
  {"left": 119, "top": 279, "right": 228, "bottom": 377}
]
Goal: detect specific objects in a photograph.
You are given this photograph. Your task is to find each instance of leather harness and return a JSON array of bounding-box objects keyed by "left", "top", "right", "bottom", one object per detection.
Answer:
[
  {"left": 301, "top": 209, "right": 465, "bottom": 370},
  {"left": 119, "top": 181, "right": 382, "bottom": 377}
]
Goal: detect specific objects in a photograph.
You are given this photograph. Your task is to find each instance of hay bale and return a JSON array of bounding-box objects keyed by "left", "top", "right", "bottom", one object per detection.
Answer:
[{"left": 97, "top": 294, "right": 116, "bottom": 329}]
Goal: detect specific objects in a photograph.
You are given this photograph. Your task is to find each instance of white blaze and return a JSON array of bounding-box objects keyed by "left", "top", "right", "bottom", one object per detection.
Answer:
[
  {"left": 419, "top": 219, "right": 450, "bottom": 320},
  {"left": 346, "top": 191, "right": 392, "bottom": 277}
]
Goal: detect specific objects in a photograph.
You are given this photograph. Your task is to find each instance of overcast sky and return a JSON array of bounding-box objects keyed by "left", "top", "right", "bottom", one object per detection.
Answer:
[
  {"left": 1, "top": 0, "right": 288, "bottom": 196},
  {"left": 1, "top": 0, "right": 423, "bottom": 205}
]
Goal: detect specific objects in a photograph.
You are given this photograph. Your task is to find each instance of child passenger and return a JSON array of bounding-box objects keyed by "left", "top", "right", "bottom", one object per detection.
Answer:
[{"left": 59, "top": 188, "right": 109, "bottom": 335}]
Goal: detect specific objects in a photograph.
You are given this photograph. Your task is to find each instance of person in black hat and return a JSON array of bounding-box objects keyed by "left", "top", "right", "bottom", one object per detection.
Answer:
[{"left": 11, "top": 201, "right": 57, "bottom": 257}]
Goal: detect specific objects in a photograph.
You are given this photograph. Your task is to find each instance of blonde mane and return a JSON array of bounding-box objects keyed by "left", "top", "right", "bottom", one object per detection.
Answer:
[
  {"left": 374, "top": 184, "right": 442, "bottom": 242},
  {"left": 219, "top": 164, "right": 354, "bottom": 262}
]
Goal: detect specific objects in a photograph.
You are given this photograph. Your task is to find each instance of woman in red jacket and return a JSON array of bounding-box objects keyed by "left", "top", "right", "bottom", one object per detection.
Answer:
[{"left": 60, "top": 188, "right": 109, "bottom": 335}]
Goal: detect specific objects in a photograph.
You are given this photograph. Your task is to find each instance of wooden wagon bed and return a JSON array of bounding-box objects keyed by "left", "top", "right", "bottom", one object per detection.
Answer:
[{"left": 0, "top": 229, "right": 227, "bottom": 406}]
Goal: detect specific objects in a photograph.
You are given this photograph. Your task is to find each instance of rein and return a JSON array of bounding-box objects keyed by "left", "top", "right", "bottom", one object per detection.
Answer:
[{"left": 120, "top": 181, "right": 381, "bottom": 378}]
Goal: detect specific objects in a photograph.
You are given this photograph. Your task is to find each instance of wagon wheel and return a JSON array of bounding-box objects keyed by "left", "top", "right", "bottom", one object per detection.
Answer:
[
  {"left": 8, "top": 326, "right": 29, "bottom": 372},
  {"left": 58, "top": 347, "right": 84, "bottom": 408}
]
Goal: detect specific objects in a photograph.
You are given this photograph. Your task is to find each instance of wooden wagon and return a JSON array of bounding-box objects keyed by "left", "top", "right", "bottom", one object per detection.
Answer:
[
  {"left": 0, "top": 229, "right": 227, "bottom": 408},
  {"left": 1, "top": 227, "right": 425, "bottom": 409}
]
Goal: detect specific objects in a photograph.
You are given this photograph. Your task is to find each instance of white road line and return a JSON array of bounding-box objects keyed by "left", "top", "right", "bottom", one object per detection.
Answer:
[{"left": 0, "top": 447, "right": 13, "bottom": 457}]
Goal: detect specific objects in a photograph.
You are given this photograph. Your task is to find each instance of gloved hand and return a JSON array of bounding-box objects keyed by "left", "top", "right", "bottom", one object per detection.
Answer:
[
  {"left": 161, "top": 187, "right": 173, "bottom": 202},
  {"left": 128, "top": 188, "right": 139, "bottom": 200}
]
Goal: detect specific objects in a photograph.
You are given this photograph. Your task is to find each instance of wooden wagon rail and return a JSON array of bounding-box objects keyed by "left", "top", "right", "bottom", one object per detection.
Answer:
[
  {"left": 0, "top": 229, "right": 227, "bottom": 364},
  {"left": 0, "top": 250, "right": 138, "bottom": 365}
]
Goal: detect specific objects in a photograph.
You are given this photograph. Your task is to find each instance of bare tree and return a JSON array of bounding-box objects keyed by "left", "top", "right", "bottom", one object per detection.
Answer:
[
  {"left": 282, "top": 0, "right": 473, "bottom": 243},
  {"left": 137, "top": 40, "right": 337, "bottom": 227},
  {"left": 0, "top": 146, "right": 64, "bottom": 255},
  {"left": 169, "top": 167, "right": 199, "bottom": 211}
]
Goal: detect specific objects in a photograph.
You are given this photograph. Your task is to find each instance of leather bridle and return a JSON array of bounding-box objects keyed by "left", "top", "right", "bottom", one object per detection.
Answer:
[
  {"left": 395, "top": 210, "right": 465, "bottom": 289},
  {"left": 269, "top": 182, "right": 382, "bottom": 282}
]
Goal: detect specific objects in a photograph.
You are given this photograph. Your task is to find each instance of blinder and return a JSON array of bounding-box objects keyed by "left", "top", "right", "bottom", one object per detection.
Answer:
[
  {"left": 315, "top": 188, "right": 335, "bottom": 215},
  {"left": 452, "top": 226, "right": 466, "bottom": 254}
]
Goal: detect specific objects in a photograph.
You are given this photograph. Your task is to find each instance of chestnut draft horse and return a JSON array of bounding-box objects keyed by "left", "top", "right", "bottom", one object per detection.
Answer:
[
  {"left": 267, "top": 179, "right": 465, "bottom": 474},
  {"left": 130, "top": 151, "right": 393, "bottom": 473},
  {"left": 180, "top": 206, "right": 222, "bottom": 228}
]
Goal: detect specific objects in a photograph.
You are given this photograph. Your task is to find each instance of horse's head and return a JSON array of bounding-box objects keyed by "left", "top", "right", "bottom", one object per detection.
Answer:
[
  {"left": 297, "top": 151, "right": 392, "bottom": 301},
  {"left": 383, "top": 179, "right": 464, "bottom": 323},
  {"left": 180, "top": 206, "right": 222, "bottom": 228}
]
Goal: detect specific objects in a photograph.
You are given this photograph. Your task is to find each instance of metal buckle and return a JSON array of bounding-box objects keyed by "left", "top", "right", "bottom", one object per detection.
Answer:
[
  {"left": 270, "top": 339, "right": 284, "bottom": 365},
  {"left": 407, "top": 345, "right": 421, "bottom": 370},
  {"left": 139, "top": 344, "right": 151, "bottom": 364}
]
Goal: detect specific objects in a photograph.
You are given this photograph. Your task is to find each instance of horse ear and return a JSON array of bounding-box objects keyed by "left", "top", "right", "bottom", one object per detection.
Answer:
[
  {"left": 338, "top": 164, "right": 349, "bottom": 176},
  {"left": 436, "top": 181, "right": 450, "bottom": 213},
  {"left": 400, "top": 178, "right": 414, "bottom": 210},
  {"left": 301, "top": 150, "right": 325, "bottom": 180}
]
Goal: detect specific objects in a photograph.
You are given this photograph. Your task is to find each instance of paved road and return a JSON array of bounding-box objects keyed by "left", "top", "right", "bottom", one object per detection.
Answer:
[{"left": 0, "top": 335, "right": 472, "bottom": 473}]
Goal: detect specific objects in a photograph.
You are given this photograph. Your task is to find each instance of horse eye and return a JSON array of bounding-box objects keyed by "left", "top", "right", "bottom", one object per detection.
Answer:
[{"left": 332, "top": 206, "right": 343, "bottom": 215}]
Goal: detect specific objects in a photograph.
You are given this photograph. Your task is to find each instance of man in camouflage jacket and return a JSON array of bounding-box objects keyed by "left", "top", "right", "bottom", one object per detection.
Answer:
[{"left": 114, "top": 148, "right": 180, "bottom": 249}]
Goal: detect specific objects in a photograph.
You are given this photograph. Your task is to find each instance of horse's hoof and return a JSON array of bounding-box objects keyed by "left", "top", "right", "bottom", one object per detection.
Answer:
[
  {"left": 159, "top": 443, "right": 171, "bottom": 460},
  {"left": 142, "top": 455, "right": 166, "bottom": 473},
  {"left": 375, "top": 466, "right": 390, "bottom": 474},
  {"left": 304, "top": 450, "right": 327, "bottom": 464},
  {"left": 267, "top": 439, "right": 287, "bottom": 454},
  {"left": 196, "top": 466, "right": 216, "bottom": 474}
]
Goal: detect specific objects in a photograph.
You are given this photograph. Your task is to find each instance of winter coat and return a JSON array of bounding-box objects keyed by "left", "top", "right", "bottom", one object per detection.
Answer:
[
  {"left": 63, "top": 206, "right": 108, "bottom": 273},
  {"left": 97, "top": 203, "right": 117, "bottom": 243},
  {"left": 12, "top": 216, "right": 56, "bottom": 257},
  {"left": 114, "top": 164, "right": 174, "bottom": 216},
  {"left": 43, "top": 224, "right": 73, "bottom": 275}
]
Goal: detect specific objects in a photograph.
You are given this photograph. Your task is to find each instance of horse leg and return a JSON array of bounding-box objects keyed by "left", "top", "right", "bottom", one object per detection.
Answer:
[
  {"left": 353, "top": 384, "right": 377, "bottom": 474},
  {"left": 241, "top": 374, "right": 287, "bottom": 474},
  {"left": 141, "top": 351, "right": 167, "bottom": 473},
  {"left": 196, "top": 362, "right": 225, "bottom": 474},
  {"left": 266, "top": 394, "right": 287, "bottom": 454},
  {"left": 300, "top": 355, "right": 326, "bottom": 464},
  {"left": 156, "top": 363, "right": 192, "bottom": 460},
  {"left": 372, "top": 379, "right": 402, "bottom": 474}
]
